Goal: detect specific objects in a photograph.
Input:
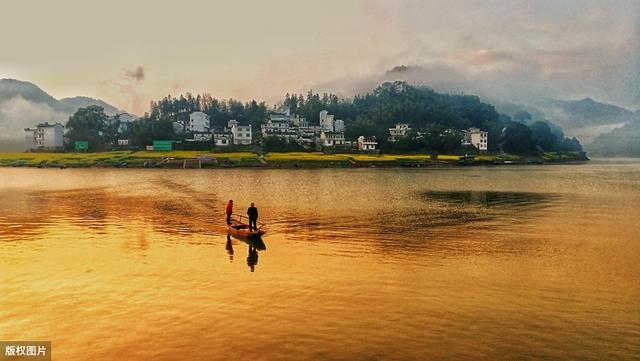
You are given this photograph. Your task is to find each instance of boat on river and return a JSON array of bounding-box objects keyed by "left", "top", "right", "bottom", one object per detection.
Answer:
[{"left": 227, "top": 215, "right": 266, "bottom": 238}]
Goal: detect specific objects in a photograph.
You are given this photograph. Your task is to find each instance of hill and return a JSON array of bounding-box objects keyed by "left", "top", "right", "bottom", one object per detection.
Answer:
[
  {"left": 59, "top": 96, "right": 120, "bottom": 116},
  {"left": 0, "top": 79, "right": 122, "bottom": 151},
  {"left": 589, "top": 121, "right": 640, "bottom": 157}
]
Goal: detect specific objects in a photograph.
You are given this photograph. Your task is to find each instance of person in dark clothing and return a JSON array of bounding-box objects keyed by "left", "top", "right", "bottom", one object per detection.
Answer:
[
  {"left": 247, "top": 203, "right": 258, "bottom": 231},
  {"left": 225, "top": 200, "right": 233, "bottom": 225},
  {"left": 247, "top": 246, "right": 258, "bottom": 272}
]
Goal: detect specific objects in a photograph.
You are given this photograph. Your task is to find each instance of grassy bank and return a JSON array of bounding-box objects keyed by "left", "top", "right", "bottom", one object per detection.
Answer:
[{"left": 0, "top": 151, "right": 586, "bottom": 168}]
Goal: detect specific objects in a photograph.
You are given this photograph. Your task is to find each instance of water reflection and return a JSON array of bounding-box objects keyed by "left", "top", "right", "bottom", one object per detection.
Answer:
[
  {"left": 423, "top": 190, "right": 557, "bottom": 209},
  {"left": 247, "top": 246, "right": 258, "bottom": 272},
  {"left": 226, "top": 233, "right": 266, "bottom": 272},
  {"left": 225, "top": 234, "right": 234, "bottom": 262},
  {"left": 1, "top": 166, "right": 640, "bottom": 360}
]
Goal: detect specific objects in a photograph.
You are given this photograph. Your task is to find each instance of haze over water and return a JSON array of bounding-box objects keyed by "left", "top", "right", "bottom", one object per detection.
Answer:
[{"left": 1, "top": 160, "right": 639, "bottom": 360}]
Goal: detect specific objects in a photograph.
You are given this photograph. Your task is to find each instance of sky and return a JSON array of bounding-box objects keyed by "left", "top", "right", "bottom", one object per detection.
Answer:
[{"left": 1, "top": 0, "right": 639, "bottom": 114}]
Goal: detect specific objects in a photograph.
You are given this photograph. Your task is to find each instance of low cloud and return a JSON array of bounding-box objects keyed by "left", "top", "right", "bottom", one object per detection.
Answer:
[
  {"left": 124, "top": 66, "right": 145, "bottom": 82},
  {"left": 0, "top": 96, "right": 67, "bottom": 151},
  {"left": 314, "top": 38, "right": 640, "bottom": 112}
]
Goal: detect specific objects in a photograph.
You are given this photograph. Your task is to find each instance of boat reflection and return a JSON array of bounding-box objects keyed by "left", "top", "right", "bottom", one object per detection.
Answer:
[
  {"left": 226, "top": 233, "right": 266, "bottom": 272},
  {"left": 225, "top": 234, "right": 234, "bottom": 262}
]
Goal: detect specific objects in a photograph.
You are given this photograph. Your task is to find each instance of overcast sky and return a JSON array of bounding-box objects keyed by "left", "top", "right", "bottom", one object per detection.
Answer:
[{"left": 1, "top": 0, "right": 638, "bottom": 113}]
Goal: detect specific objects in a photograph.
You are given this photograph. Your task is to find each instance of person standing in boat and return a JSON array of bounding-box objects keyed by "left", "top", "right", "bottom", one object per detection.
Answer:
[
  {"left": 225, "top": 199, "right": 233, "bottom": 225},
  {"left": 247, "top": 203, "right": 259, "bottom": 231}
]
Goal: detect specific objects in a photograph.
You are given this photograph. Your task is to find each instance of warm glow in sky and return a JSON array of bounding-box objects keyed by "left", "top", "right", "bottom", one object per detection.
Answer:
[{"left": 1, "top": 0, "right": 638, "bottom": 114}]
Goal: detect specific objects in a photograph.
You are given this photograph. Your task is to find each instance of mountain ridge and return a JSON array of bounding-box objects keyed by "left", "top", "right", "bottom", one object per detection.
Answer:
[{"left": 0, "top": 79, "right": 123, "bottom": 151}]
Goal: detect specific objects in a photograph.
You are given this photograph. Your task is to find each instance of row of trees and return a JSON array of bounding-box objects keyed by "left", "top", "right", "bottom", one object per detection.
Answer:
[
  {"left": 64, "top": 105, "right": 176, "bottom": 151},
  {"left": 149, "top": 94, "right": 268, "bottom": 131},
  {"left": 64, "top": 81, "right": 583, "bottom": 154},
  {"left": 284, "top": 82, "right": 581, "bottom": 154}
]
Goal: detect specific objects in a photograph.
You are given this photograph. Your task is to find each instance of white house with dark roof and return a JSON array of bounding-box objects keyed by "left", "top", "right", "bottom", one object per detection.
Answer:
[
  {"left": 24, "top": 122, "right": 64, "bottom": 150},
  {"left": 357, "top": 135, "right": 378, "bottom": 151}
]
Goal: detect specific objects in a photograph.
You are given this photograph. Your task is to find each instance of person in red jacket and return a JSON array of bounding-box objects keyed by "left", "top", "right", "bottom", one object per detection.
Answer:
[{"left": 225, "top": 199, "right": 233, "bottom": 225}]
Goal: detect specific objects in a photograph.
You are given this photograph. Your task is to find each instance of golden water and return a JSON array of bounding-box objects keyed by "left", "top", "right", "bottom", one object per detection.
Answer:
[{"left": 1, "top": 159, "right": 639, "bottom": 360}]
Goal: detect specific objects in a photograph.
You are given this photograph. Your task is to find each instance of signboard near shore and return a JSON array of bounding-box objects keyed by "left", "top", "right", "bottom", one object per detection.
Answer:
[
  {"left": 74, "top": 141, "right": 89, "bottom": 152},
  {"left": 152, "top": 140, "right": 172, "bottom": 151}
]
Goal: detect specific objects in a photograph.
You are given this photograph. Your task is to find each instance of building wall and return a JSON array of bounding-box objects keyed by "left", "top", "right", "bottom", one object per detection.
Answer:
[
  {"left": 232, "top": 124, "right": 252, "bottom": 145},
  {"left": 319, "top": 110, "right": 334, "bottom": 131},
  {"left": 189, "top": 112, "right": 210, "bottom": 132},
  {"left": 469, "top": 130, "right": 488, "bottom": 151}
]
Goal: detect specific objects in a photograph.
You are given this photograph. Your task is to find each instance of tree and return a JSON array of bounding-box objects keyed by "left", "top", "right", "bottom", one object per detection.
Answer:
[
  {"left": 529, "top": 121, "right": 557, "bottom": 151},
  {"left": 103, "top": 114, "right": 121, "bottom": 145},
  {"left": 502, "top": 122, "right": 536, "bottom": 154},
  {"left": 263, "top": 136, "right": 301, "bottom": 152},
  {"left": 65, "top": 105, "right": 108, "bottom": 150},
  {"left": 558, "top": 137, "right": 583, "bottom": 152}
]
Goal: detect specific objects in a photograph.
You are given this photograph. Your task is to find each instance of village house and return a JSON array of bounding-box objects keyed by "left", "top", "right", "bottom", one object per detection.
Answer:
[
  {"left": 357, "top": 135, "right": 378, "bottom": 151},
  {"left": 319, "top": 131, "right": 346, "bottom": 147},
  {"left": 228, "top": 119, "right": 252, "bottom": 145},
  {"left": 213, "top": 129, "right": 233, "bottom": 147},
  {"left": 319, "top": 110, "right": 335, "bottom": 131},
  {"left": 24, "top": 122, "right": 64, "bottom": 150},
  {"left": 189, "top": 111, "right": 210, "bottom": 133},
  {"left": 261, "top": 109, "right": 348, "bottom": 148},
  {"left": 462, "top": 127, "right": 488, "bottom": 151},
  {"left": 262, "top": 112, "right": 292, "bottom": 135},
  {"left": 388, "top": 123, "right": 411, "bottom": 142}
]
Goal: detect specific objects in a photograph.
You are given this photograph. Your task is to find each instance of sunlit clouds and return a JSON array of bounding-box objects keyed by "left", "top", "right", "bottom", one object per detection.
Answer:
[{"left": 1, "top": 0, "right": 638, "bottom": 113}]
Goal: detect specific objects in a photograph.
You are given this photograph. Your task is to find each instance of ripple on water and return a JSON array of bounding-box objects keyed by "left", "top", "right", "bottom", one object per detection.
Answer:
[{"left": 1, "top": 167, "right": 639, "bottom": 360}]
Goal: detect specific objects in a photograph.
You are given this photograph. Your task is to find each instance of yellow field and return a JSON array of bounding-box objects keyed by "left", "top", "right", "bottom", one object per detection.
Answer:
[
  {"left": 0, "top": 151, "right": 260, "bottom": 167},
  {"left": 264, "top": 152, "right": 466, "bottom": 163},
  {"left": 264, "top": 152, "right": 348, "bottom": 162},
  {"left": 0, "top": 151, "right": 564, "bottom": 168},
  {"left": 128, "top": 151, "right": 258, "bottom": 161},
  {"left": 0, "top": 151, "right": 128, "bottom": 161}
]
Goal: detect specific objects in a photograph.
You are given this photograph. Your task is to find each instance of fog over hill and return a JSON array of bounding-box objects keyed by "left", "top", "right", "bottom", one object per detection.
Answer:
[
  {"left": 315, "top": 64, "right": 639, "bottom": 148},
  {"left": 0, "top": 79, "right": 122, "bottom": 151}
]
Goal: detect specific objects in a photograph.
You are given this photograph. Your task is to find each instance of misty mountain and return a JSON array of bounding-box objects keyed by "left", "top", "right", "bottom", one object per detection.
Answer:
[
  {"left": 0, "top": 78, "right": 63, "bottom": 110},
  {"left": 320, "top": 64, "right": 636, "bottom": 145},
  {"left": 491, "top": 100, "right": 567, "bottom": 141},
  {"left": 0, "top": 78, "right": 122, "bottom": 151},
  {"left": 589, "top": 121, "right": 640, "bottom": 156},
  {"left": 539, "top": 98, "right": 636, "bottom": 128}
]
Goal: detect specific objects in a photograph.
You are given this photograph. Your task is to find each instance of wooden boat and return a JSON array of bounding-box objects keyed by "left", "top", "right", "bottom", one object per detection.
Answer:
[{"left": 227, "top": 216, "right": 266, "bottom": 238}]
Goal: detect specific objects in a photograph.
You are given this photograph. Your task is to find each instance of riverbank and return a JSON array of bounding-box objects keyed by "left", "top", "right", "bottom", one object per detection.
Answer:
[{"left": 0, "top": 151, "right": 588, "bottom": 169}]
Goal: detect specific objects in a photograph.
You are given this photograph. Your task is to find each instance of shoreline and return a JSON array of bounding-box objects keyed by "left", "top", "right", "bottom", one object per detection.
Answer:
[{"left": 0, "top": 151, "right": 589, "bottom": 169}]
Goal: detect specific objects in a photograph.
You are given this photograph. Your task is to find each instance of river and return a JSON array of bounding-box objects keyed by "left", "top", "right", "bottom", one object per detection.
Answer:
[{"left": 1, "top": 159, "right": 639, "bottom": 360}]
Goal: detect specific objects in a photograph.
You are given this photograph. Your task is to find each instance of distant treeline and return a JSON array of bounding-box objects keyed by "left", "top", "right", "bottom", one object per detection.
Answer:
[{"left": 64, "top": 81, "right": 582, "bottom": 154}]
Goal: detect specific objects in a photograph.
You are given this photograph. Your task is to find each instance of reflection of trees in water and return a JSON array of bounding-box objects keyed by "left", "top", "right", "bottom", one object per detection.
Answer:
[
  {"left": 422, "top": 191, "right": 557, "bottom": 210},
  {"left": 272, "top": 191, "right": 561, "bottom": 259}
]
